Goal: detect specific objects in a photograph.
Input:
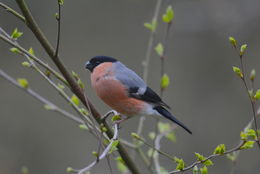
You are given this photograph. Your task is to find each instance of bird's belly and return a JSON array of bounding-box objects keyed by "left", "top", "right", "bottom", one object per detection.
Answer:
[{"left": 93, "top": 78, "right": 145, "bottom": 116}]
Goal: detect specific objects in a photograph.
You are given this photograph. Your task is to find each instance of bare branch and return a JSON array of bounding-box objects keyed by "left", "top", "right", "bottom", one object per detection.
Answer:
[{"left": 0, "top": 2, "right": 25, "bottom": 22}]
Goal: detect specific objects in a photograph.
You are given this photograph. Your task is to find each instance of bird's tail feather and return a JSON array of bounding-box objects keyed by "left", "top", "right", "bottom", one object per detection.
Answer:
[{"left": 154, "top": 106, "right": 192, "bottom": 134}]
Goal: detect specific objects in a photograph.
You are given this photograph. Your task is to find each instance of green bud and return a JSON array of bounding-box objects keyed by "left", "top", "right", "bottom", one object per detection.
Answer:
[
  {"left": 254, "top": 90, "right": 260, "bottom": 100},
  {"left": 200, "top": 166, "right": 208, "bottom": 174},
  {"left": 79, "top": 124, "right": 88, "bottom": 131},
  {"left": 11, "top": 28, "right": 23, "bottom": 39},
  {"left": 240, "top": 44, "right": 247, "bottom": 56},
  {"left": 10, "top": 47, "right": 21, "bottom": 54},
  {"left": 131, "top": 132, "right": 142, "bottom": 140},
  {"left": 71, "top": 95, "right": 80, "bottom": 106},
  {"left": 162, "top": 6, "right": 174, "bottom": 23},
  {"left": 28, "top": 47, "right": 35, "bottom": 56},
  {"left": 144, "top": 19, "right": 157, "bottom": 32},
  {"left": 92, "top": 151, "right": 99, "bottom": 157},
  {"left": 228, "top": 36, "right": 237, "bottom": 47},
  {"left": 22, "top": 61, "right": 31, "bottom": 67},
  {"left": 17, "top": 78, "right": 29, "bottom": 88},
  {"left": 250, "top": 69, "right": 256, "bottom": 81},
  {"left": 232, "top": 66, "right": 243, "bottom": 78},
  {"left": 193, "top": 166, "right": 198, "bottom": 174},
  {"left": 155, "top": 43, "right": 164, "bottom": 57},
  {"left": 66, "top": 167, "right": 73, "bottom": 173},
  {"left": 240, "top": 141, "right": 255, "bottom": 149},
  {"left": 213, "top": 144, "right": 226, "bottom": 154},
  {"left": 161, "top": 74, "right": 170, "bottom": 90}
]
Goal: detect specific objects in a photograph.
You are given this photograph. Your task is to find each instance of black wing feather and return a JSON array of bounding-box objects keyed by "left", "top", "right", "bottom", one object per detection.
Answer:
[{"left": 129, "top": 87, "right": 170, "bottom": 109}]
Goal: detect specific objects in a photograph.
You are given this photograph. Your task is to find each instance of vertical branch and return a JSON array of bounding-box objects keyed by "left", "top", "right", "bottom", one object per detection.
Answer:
[{"left": 55, "top": 0, "right": 62, "bottom": 57}]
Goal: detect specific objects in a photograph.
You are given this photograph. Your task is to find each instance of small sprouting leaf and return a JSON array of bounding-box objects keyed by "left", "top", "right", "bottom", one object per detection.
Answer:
[
  {"left": 155, "top": 43, "right": 164, "bottom": 57},
  {"left": 111, "top": 115, "right": 121, "bottom": 122},
  {"left": 116, "top": 157, "right": 127, "bottom": 173},
  {"left": 226, "top": 152, "right": 237, "bottom": 161},
  {"left": 162, "top": 6, "right": 174, "bottom": 23},
  {"left": 240, "top": 44, "right": 247, "bottom": 56},
  {"left": 240, "top": 141, "right": 255, "bottom": 149},
  {"left": 44, "top": 104, "right": 54, "bottom": 110},
  {"left": 58, "top": 0, "right": 64, "bottom": 5},
  {"left": 232, "top": 66, "right": 243, "bottom": 78},
  {"left": 174, "top": 157, "right": 185, "bottom": 170},
  {"left": 254, "top": 90, "right": 260, "bottom": 100},
  {"left": 92, "top": 151, "right": 99, "bottom": 157},
  {"left": 55, "top": 13, "right": 59, "bottom": 20},
  {"left": 250, "top": 69, "right": 256, "bottom": 81},
  {"left": 200, "top": 166, "right": 208, "bottom": 174},
  {"left": 100, "top": 124, "right": 108, "bottom": 132},
  {"left": 28, "top": 47, "right": 35, "bottom": 56},
  {"left": 10, "top": 47, "right": 21, "bottom": 54},
  {"left": 71, "top": 95, "right": 80, "bottom": 106},
  {"left": 57, "top": 83, "right": 65, "bottom": 90},
  {"left": 79, "top": 124, "right": 88, "bottom": 131},
  {"left": 22, "top": 61, "right": 31, "bottom": 67},
  {"left": 66, "top": 167, "right": 73, "bottom": 173},
  {"left": 158, "top": 122, "right": 171, "bottom": 133},
  {"left": 213, "top": 144, "right": 226, "bottom": 155},
  {"left": 246, "top": 129, "right": 256, "bottom": 139},
  {"left": 72, "top": 71, "right": 79, "bottom": 80},
  {"left": 148, "top": 132, "right": 156, "bottom": 140},
  {"left": 161, "top": 74, "right": 170, "bottom": 90},
  {"left": 109, "top": 140, "right": 119, "bottom": 153},
  {"left": 144, "top": 19, "right": 157, "bottom": 32},
  {"left": 17, "top": 78, "right": 29, "bottom": 88},
  {"left": 193, "top": 165, "right": 199, "bottom": 174},
  {"left": 166, "top": 132, "right": 176, "bottom": 143},
  {"left": 131, "top": 132, "right": 142, "bottom": 140},
  {"left": 194, "top": 152, "right": 213, "bottom": 166},
  {"left": 159, "top": 167, "right": 168, "bottom": 174},
  {"left": 77, "top": 79, "right": 85, "bottom": 89},
  {"left": 11, "top": 28, "right": 23, "bottom": 39},
  {"left": 240, "top": 131, "right": 247, "bottom": 140},
  {"left": 228, "top": 36, "right": 237, "bottom": 47},
  {"left": 79, "top": 108, "right": 88, "bottom": 116}
]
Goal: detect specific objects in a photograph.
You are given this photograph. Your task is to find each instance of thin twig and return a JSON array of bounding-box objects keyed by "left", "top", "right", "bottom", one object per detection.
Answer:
[
  {"left": 0, "top": 2, "right": 25, "bottom": 22},
  {"left": 75, "top": 124, "right": 119, "bottom": 174},
  {"left": 55, "top": 1, "right": 61, "bottom": 57},
  {"left": 0, "top": 69, "right": 83, "bottom": 124},
  {"left": 169, "top": 141, "right": 247, "bottom": 174}
]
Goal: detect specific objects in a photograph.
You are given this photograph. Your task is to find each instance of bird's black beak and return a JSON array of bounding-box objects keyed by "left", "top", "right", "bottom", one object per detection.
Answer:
[{"left": 85, "top": 61, "right": 94, "bottom": 72}]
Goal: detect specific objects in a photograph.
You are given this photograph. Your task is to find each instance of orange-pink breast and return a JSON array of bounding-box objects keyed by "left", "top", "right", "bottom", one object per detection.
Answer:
[{"left": 91, "top": 63, "right": 145, "bottom": 116}]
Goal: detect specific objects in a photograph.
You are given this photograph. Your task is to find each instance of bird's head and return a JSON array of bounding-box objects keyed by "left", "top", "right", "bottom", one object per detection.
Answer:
[{"left": 85, "top": 56, "right": 118, "bottom": 72}]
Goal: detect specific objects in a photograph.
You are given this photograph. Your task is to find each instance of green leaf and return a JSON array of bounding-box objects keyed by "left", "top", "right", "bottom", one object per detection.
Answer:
[
  {"left": 66, "top": 167, "right": 74, "bottom": 173},
  {"left": 71, "top": 95, "right": 80, "bottom": 106},
  {"left": 155, "top": 43, "right": 164, "bottom": 57},
  {"left": 92, "top": 151, "right": 99, "bottom": 157},
  {"left": 246, "top": 129, "right": 256, "bottom": 139},
  {"left": 166, "top": 132, "right": 176, "bottom": 143},
  {"left": 228, "top": 36, "right": 237, "bottom": 47},
  {"left": 162, "top": 6, "right": 174, "bottom": 23},
  {"left": 232, "top": 66, "right": 243, "bottom": 78},
  {"left": 109, "top": 140, "right": 119, "bottom": 153},
  {"left": 28, "top": 47, "right": 35, "bottom": 56},
  {"left": 148, "top": 132, "right": 156, "bottom": 140},
  {"left": 10, "top": 47, "right": 21, "bottom": 54},
  {"left": 11, "top": 28, "right": 23, "bottom": 39},
  {"left": 159, "top": 167, "right": 168, "bottom": 174},
  {"left": 240, "top": 131, "right": 247, "bottom": 140},
  {"left": 22, "top": 61, "right": 30, "bottom": 67},
  {"left": 213, "top": 144, "right": 226, "bottom": 155},
  {"left": 254, "top": 90, "right": 260, "bottom": 100},
  {"left": 240, "top": 44, "right": 247, "bottom": 56},
  {"left": 111, "top": 114, "right": 121, "bottom": 122},
  {"left": 116, "top": 157, "right": 127, "bottom": 173},
  {"left": 240, "top": 141, "right": 255, "bottom": 149},
  {"left": 144, "top": 19, "right": 157, "bottom": 32},
  {"left": 161, "top": 74, "right": 170, "bottom": 90},
  {"left": 250, "top": 69, "right": 256, "bottom": 81},
  {"left": 79, "top": 124, "right": 88, "bottom": 131},
  {"left": 226, "top": 152, "right": 237, "bottom": 161},
  {"left": 174, "top": 157, "right": 185, "bottom": 170},
  {"left": 79, "top": 108, "right": 88, "bottom": 116},
  {"left": 193, "top": 165, "right": 198, "bottom": 174},
  {"left": 194, "top": 152, "right": 213, "bottom": 166},
  {"left": 57, "top": 83, "right": 65, "bottom": 90},
  {"left": 131, "top": 132, "right": 142, "bottom": 140},
  {"left": 17, "top": 78, "right": 29, "bottom": 88},
  {"left": 158, "top": 122, "right": 171, "bottom": 133},
  {"left": 58, "top": 0, "right": 64, "bottom": 5},
  {"left": 200, "top": 166, "right": 208, "bottom": 174}
]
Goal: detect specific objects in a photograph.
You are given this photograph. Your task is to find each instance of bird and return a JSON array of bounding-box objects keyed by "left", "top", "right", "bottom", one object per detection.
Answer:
[{"left": 85, "top": 56, "right": 192, "bottom": 134}]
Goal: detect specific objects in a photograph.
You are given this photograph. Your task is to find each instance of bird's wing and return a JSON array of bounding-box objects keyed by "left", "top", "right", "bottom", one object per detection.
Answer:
[{"left": 114, "top": 62, "right": 170, "bottom": 108}]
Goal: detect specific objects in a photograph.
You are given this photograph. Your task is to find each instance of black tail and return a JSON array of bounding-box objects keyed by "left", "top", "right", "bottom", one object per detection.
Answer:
[{"left": 154, "top": 106, "right": 192, "bottom": 134}]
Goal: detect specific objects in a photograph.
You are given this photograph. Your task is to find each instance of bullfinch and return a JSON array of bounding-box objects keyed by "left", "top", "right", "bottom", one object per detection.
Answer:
[{"left": 85, "top": 56, "right": 192, "bottom": 134}]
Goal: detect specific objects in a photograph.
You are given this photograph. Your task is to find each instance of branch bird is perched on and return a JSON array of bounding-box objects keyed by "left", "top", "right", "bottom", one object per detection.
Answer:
[{"left": 85, "top": 56, "right": 192, "bottom": 134}]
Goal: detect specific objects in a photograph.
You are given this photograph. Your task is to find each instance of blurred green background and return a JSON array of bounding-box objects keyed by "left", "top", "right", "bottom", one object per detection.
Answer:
[{"left": 1, "top": 0, "right": 260, "bottom": 173}]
